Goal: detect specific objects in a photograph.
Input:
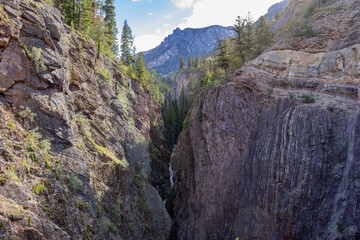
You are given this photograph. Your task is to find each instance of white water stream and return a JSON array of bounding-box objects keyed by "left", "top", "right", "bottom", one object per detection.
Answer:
[{"left": 169, "top": 163, "right": 174, "bottom": 188}]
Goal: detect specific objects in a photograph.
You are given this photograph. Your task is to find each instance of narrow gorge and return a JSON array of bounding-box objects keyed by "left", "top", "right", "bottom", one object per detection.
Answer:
[{"left": 0, "top": 0, "right": 359, "bottom": 239}]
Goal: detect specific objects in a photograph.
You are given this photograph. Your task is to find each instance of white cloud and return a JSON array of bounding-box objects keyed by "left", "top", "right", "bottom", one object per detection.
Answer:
[
  {"left": 134, "top": 29, "right": 172, "bottom": 52},
  {"left": 131, "top": 0, "right": 282, "bottom": 53},
  {"left": 178, "top": 0, "right": 281, "bottom": 29},
  {"left": 147, "top": 12, "right": 153, "bottom": 15},
  {"left": 171, "top": 0, "right": 197, "bottom": 9},
  {"left": 132, "top": 0, "right": 142, "bottom": 1}
]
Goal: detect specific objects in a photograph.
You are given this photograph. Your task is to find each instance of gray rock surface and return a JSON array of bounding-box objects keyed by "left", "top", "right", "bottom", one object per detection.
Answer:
[
  {"left": 170, "top": 0, "right": 360, "bottom": 239},
  {"left": 0, "top": 0, "right": 171, "bottom": 239}
]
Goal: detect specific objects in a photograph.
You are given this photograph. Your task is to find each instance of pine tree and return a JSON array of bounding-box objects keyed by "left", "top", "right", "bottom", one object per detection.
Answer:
[
  {"left": 80, "top": 0, "right": 93, "bottom": 33},
  {"left": 102, "top": 0, "right": 119, "bottom": 55},
  {"left": 121, "top": 20, "right": 135, "bottom": 66},
  {"left": 58, "top": 0, "right": 78, "bottom": 27},
  {"left": 179, "top": 54, "right": 185, "bottom": 70},
  {"left": 232, "top": 13, "right": 254, "bottom": 64},
  {"left": 216, "top": 38, "right": 230, "bottom": 74},
  {"left": 254, "top": 15, "right": 273, "bottom": 56},
  {"left": 136, "top": 52, "right": 146, "bottom": 84},
  {"left": 187, "top": 56, "right": 191, "bottom": 68},
  {"left": 89, "top": 14, "right": 107, "bottom": 58}
]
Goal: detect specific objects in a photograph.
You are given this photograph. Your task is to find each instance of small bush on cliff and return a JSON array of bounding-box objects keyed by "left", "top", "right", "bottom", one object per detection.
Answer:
[
  {"left": 39, "top": 139, "right": 51, "bottom": 152},
  {"left": 5, "top": 167, "right": 19, "bottom": 182},
  {"left": 134, "top": 160, "right": 146, "bottom": 188},
  {"left": 74, "top": 113, "right": 92, "bottom": 137},
  {"left": 29, "top": 127, "right": 42, "bottom": 140},
  {"left": 30, "top": 47, "right": 46, "bottom": 73},
  {"left": 99, "top": 216, "right": 114, "bottom": 232},
  {"left": 32, "top": 182, "right": 45, "bottom": 194},
  {"left": 42, "top": 0, "right": 54, "bottom": 6},
  {"left": 69, "top": 173, "right": 83, "bottom": 191},
  {"left": 99, "top": 66, "right": 113, "bottom": 87},
  {"left": 19, "top": 107, "right": 37, "bottom": 121},
  {"left": 300, "top": 94, "right": 315, "bottom": 103},
  {"left": 327, "top": 105, "right": 335, "bottom": 112},
  {"left": 337, "top": 219, "right": 344, "bottom": 233},
  {"left": 0, "top": 4, "right": 9, "bottom": 23},
  {"left": 111, "top": 197, "right": 123, "bottom": 219}
]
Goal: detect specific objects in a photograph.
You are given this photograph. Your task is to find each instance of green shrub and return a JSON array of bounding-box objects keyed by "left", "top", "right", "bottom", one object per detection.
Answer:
[
  {"left": 183, "top": 114, "right": 190, "bottom": 131},
  {"left": 99, "top": 216, "right": 114, "bottom": 232},
  {"left": 19, "top": 107, "right": 37, "bottom": 121},
  {"left": 30, "top": 47, "right": 46, "bottom": 73},
  {"left": 0, "top": 4, "right": 9, "bottom": 23},
  {"left": 29, "top": 127, "right": 42, "bottom": 140},
  {"left": 29, "top": 152, "right": 39, "bottom": 162},
  {"left": 327, "top": 105, "right": 335, "bottom": 112},
  {"left": 42, "top": 0, "right": 54, "bottom": 6},
  {"left": 7, "top": 122, "right": 14, "bottom": 129},
  {"left": 32, "top": 182, "right": 45, "bottom": 194},
  {"left": 300, "top": 94, "right": 315, "bottom": 103},
  {"left": 6, "top": 167, "right": 19, "bottom": 181},
  {"left": 39, "top": 139, "right": 51, "bottom": 152},
  {"left": 99, "top": 67, "right": 113, "bottom": 86},
  {"left": 69, "top": 173, "right": 83, "bottom": 191},
  {"left": 111, "top": 197, "right": 123, "bottom": 219},
  {"left": 134, "top": 160, "right": 146, "bottom": 188},
  {"left": 268, "top": 88, "right": 275, "bottom": 99},
  {"left": 337, "top": 219, "right": 344, "bottom": 233},
  {"left": 117, "top": 87, "right": 131, "bottom": 116},
  {"left": 74, "top": 113, "right": 92, "bottom": 137},
  {"left": 198, "top": 112, "right": 203, "bottom": 121}
]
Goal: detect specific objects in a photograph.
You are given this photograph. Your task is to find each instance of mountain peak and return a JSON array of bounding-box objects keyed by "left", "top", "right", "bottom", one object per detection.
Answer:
[{"left": 143, "top": 25, "right": 235, "bottom": 75}]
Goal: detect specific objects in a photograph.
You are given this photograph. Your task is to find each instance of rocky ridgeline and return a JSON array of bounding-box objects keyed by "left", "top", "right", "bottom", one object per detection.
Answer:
[
  {"left": 143, "top": 26, "right": 235, "bottom": 75},
  {"left": 170, "top": 0, "right": 360, "bottom": 239},
  {"left": 0, "top": 0, "right": 171, "bottom": 239}
]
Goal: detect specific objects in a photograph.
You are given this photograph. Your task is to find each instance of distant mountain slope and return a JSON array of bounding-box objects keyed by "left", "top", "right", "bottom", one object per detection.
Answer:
[
  {"left": 265, "top": 0, "right": 290, "bottom": 22},
  {"left": 143, "top": 25, "right": 235, "bottom": 75},
  {"left": 143, "top": 0, "right": 290, "bottom": 76}
]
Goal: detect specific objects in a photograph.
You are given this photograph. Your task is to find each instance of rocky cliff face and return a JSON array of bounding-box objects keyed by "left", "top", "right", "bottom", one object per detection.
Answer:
[
  {"left": 0, "top": 0, "right": 171, "bottom": 239},
  {"left": 170, "top": 69, "right": 198, "bottom": 101},
  {"left": 170, "top": 0, "right": 360, "bottom": 239},
  {"left": 143, "top": 26, "right": 235, "bottom": 75}
]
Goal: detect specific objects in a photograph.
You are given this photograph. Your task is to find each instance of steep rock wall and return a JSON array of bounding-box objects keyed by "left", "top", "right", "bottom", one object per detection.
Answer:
[
  {"left": 171, "top": 70, "right": 360, "bottom": 240},
  {"left": 0, "top": 0, "right": 171, "bottom": 239},
  {"left": 171, "top": 2, "right": 360, "bottom": 236}
]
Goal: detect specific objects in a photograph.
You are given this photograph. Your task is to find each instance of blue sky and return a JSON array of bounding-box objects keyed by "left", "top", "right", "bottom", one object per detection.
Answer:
[{"left": 114, "top": 0, "right": 283, "bottom": 52}]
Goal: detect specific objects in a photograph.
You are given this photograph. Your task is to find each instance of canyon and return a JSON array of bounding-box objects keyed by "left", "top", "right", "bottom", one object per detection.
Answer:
[{"left": 0, "top": 0, "right": 359, "bottom": 239}]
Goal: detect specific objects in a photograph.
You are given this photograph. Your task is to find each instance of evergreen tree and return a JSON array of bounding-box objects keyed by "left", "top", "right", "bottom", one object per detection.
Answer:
[
  {"left": 164, "top": 104, "right": 176, "bottom": 147},
  {"left": 254, "top": 16, "right": 273, "bottom": 56},
  {"left": 216, "top": 38, "right": 230, "bottom": 74},
  {"left": 102, "top": 0, "right": 119, "bottom": 54},
  {"left": 80, "top": 0, "right": 93, "bottom": 33},
  {"left": 88, "top": 14, "right": 107, "bottom": 58},
  {"left": 120, "top": 20, "right": 135, "bottom": 66},
  {"left": 179, "top": 54, "right": 185, "bottom": 70},
  {"left": 58, "top": 0, "right": 79, "bottom": 27},
  {"left": 136, "top": 52, "right": 146, "bottom": 84},
  {"left": 194, "top": 56, "right": 199, "bottom": 68},
  {"left": 232, "top": 13, "right": 254, "bottom": 64},
  {"left": 187, "top": 56, "right": 191, "bottom": 68}
]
